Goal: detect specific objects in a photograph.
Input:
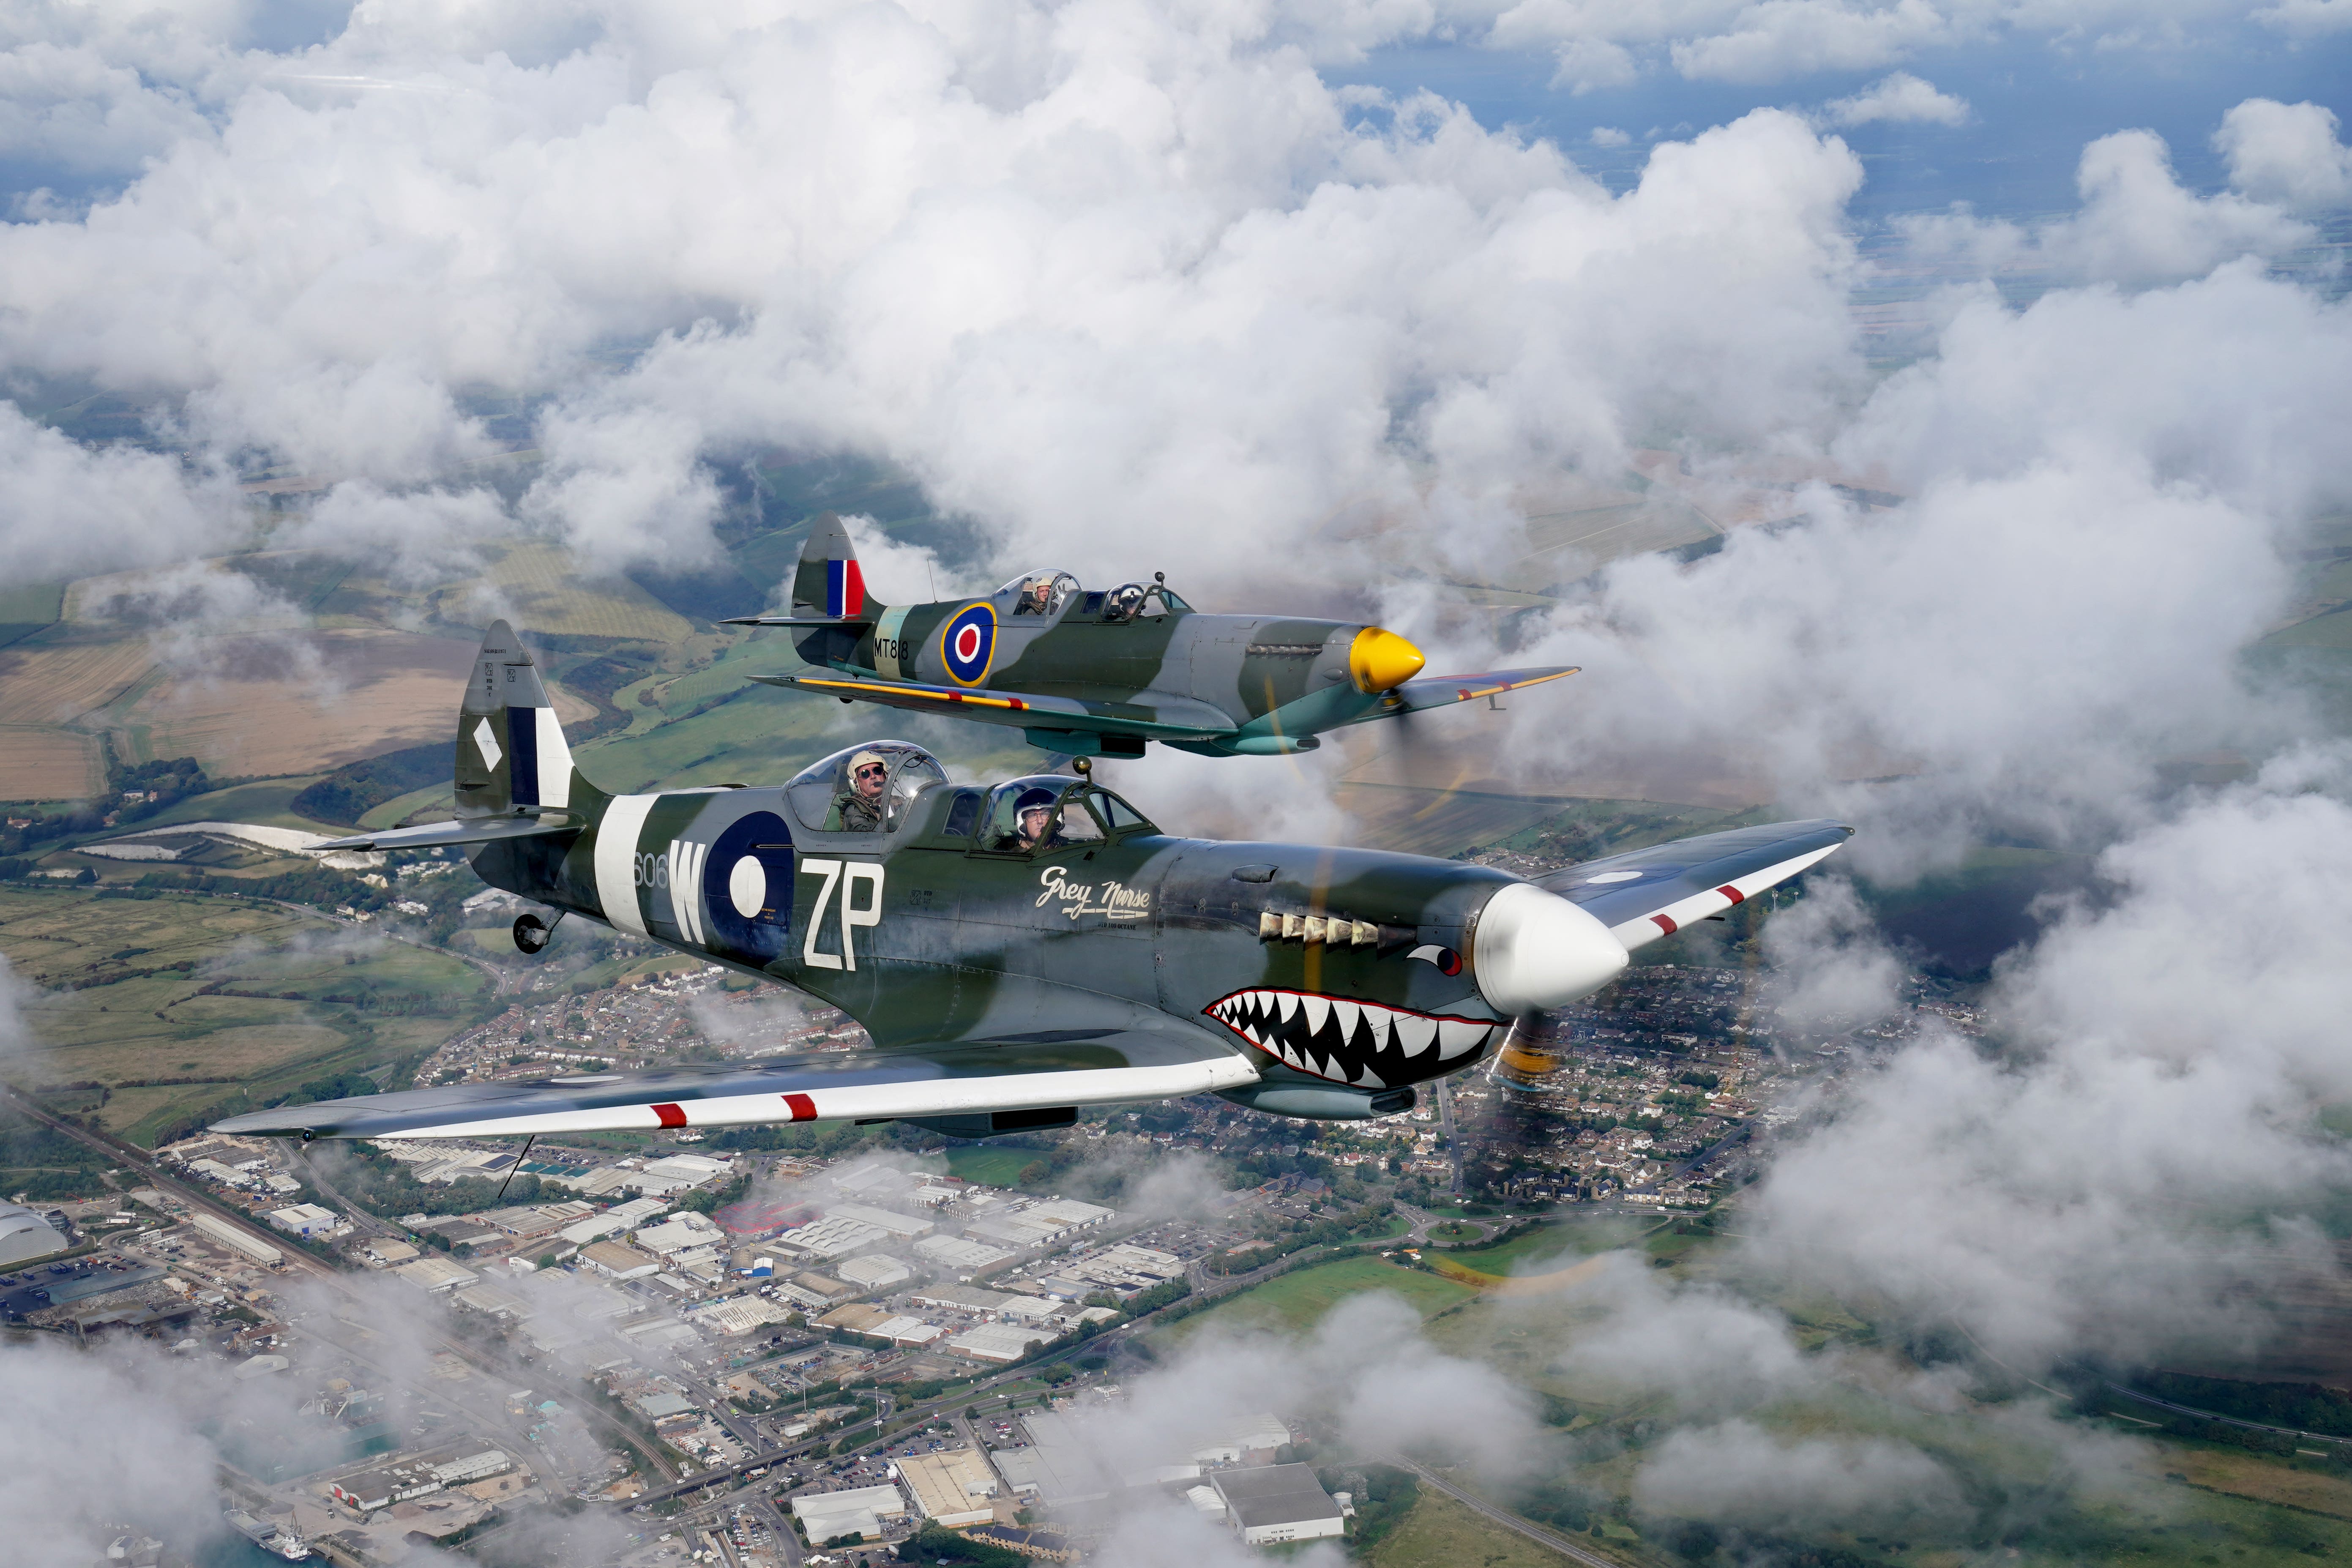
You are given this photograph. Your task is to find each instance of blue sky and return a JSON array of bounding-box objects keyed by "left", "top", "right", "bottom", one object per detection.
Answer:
[{"left": 1334, "top": 24, "right": 2352, "bottom": 219}]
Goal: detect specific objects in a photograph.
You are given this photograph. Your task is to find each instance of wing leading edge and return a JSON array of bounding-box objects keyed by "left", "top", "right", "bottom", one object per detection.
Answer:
[
  {"left": 1353, "top": 666, "right": 1581, "bottom": 721},
  {"left": 748, "top": 673, "right": 1237, "bottom": 740},
  {"left": 1533, "top": 818, "right": 1852, "bottom": 951},
  {"left": 211, "top": 1030, "right": 1259, "bottom": 1141}
]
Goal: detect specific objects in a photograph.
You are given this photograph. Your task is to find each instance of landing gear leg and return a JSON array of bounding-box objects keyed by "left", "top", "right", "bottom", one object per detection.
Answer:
[{"left": 514, "top": 911, "right": 565, "bottom": 954}]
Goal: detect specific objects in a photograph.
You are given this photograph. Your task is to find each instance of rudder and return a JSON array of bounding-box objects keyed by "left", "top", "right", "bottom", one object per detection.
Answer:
[
  {"left": 456, "top": 621, "right": 590, "bottom": 817},
  {"left": 791, "top": 513, "right": 885, "bottom": 622}
]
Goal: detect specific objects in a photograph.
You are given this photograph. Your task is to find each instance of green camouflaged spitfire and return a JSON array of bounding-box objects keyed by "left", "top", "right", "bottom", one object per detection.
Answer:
[
  {"left": 212, "top": 623, "right": 1848, "bottom": 1144},
  {"left": 724, "top": 514, "right": 1580, "bottom": 758}
]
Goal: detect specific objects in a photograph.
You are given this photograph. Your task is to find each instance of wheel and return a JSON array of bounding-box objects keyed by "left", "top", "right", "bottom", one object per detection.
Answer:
[{"left": 514, "top": 914, "right": 551, "bottom": 954}]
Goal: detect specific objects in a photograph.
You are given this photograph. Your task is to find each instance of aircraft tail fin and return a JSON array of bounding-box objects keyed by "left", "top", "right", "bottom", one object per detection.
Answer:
[
  {"left": 455, "top": 620, "right": 601, "bottom": 820},
  {"left": 789, "top": 513, "right": 886, "bottom": 623}
]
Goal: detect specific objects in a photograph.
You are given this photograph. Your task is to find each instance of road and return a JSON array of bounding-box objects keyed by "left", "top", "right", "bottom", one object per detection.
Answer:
[
  {"left": 1391, "top": 1200, "right": 1501, "bottom": 1246},
  {"left": 1435, "top": 1077, "right": 1465, "bottom": 1197},
  {"left": 0, "top": 1082, "right": 677, "bottom": 1484},
  {"left": 1389, "top": 1456, "right": 1625, "bottom": 1566},
  {"left": 2105, "top": 1382, "right": 2352, "bottom": 1449}
]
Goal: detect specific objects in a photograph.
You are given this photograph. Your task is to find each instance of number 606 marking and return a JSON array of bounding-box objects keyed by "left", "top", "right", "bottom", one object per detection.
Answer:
[
  {"left": 631, "top": 851, "right": 668, "bottom": 888},
  {"left": 800, "top": 858, "right": 885, "bottom": 971}
]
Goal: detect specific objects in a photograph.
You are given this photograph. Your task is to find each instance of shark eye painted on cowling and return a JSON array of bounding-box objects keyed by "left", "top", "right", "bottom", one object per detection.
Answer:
[{"left": 1407, "top": 944, "right": 1461, "bottom": 976}]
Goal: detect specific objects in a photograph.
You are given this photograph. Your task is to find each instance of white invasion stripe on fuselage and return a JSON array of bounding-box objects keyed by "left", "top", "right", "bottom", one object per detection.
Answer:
[
  {"left": 1606, "top": 844, "right": 1844, "bottom": 951},
  {"left": 669, "top": 838, "right": 708, "bottom": 945},
  {"left": 593, "top": 794, "right": 661, "bottom": 936},
  {"left": 348, "top": 1055, "right": 1265, "bottom": 1139}
]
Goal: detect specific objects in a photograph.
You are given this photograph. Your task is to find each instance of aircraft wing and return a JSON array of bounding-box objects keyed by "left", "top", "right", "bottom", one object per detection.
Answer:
[
  {"left": 210, "top": 1027, "right": 1259, "bottom": 1141},
  {"left": 1531, "top": 818, "right": 1852, "bottom": 951},
  {"left": 310, "top": 817, "right": 583, "bottom": 853},
  {"left": 1353, "top": 665, "right": 1581, "bottom": 719},
  {"left": 750, "top": 673, "right": 1237, "bottom": 740}
]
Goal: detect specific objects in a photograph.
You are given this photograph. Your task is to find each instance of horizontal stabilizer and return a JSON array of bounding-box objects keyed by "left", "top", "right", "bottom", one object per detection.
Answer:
[
  {"left": 751, "top": 673, "right": 1235, "bottom": 739},
  {"left": 211, "top": 1029, "right": 1258, "bottom": 1140},
  {"left": 721, "top": 615, "right": 877, "bottom": 628},
  {"left": 311, "top": 816, "right": 584, "bottom": 853},
  {"left": 1533, "top": 818, "right": 1852, "bottom": 950}
]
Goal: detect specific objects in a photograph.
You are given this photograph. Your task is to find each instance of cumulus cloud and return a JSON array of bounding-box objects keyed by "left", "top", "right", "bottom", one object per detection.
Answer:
[
  {"left": 1900, "top": 120, "right": 2316, "bottom": 286},
  {"left": 1670, "top": 0, "right": 1955, "bottom": 84},
  {"left": 2217, "top": 97, "right": 2352, "bottom": 212},
  {"left": 1635, "top": 1419, "right": 1966, "bottom": 1534},
  {"left": 2253, "top": 0, "right": 2352, "bottom": 36},
  {"left": 0, "top": 401, "right": 244, "bottom": 582},
  {"left": 1743, "top": 753, "right": 2352, "bottom": 1371},
  {"left": 1821, "top": 69, "right": 1967, "bottom": 126},
  {"left": 1759, "top": 874, "right": 1905, "bottom": 1028},
  {"left": 0, "top": 4, "right": 1878, "bottom": 586}
]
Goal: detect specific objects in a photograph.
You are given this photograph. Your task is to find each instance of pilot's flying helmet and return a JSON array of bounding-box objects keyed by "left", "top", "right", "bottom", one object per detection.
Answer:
[
  {"left": 847, "top": 749, "right": 890, "bottom": 779},
  {"left": 1014, "top": 787, "right": 1057, "bottom": 814}
]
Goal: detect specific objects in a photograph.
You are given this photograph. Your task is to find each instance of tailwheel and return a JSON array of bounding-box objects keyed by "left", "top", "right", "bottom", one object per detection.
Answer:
[{"left": 513, "top": 913, "right": 559, "bottom": 954}]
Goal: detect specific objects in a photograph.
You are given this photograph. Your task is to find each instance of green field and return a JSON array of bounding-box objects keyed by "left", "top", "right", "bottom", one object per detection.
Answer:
[
  {"left": 1431, "top": 1214, "right": 1640, "bottom": 1275},
  {"left": 0, "top": 884, "right": 497, "bottom": 1145},
  {"left": 1153, "top": 1257, "right": 1475, "bottom": 1349},
  {"left": 943, "top": 1147, "right": 1043, "bottom": 1187},
  {"left": 1369, "top": 1492, "right": 1578, "bottom": 1568}
]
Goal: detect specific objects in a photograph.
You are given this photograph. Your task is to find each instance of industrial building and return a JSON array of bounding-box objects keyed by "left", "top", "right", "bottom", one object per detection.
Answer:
[
  {"left": 0, "top": 1201, "right": 65, "bottom": 1267},
  {"left": 266, "top": 1202, "right": 341, "bottom": 1237},
  {"left": 913, "top": 1234, "right": 1013, "bottom": 1272},
  {"left": 191, "top": 1212, "right": 282, "bottom": 1265},
  {"left": 836, "top": 1254, "right": 912, "bottom": 1290},
  {"left": 791, "top": 1482, "right": 909, "bottom": 1543},
  {"left": 947, "top": 1322, "right": 1054, "bottom": 1362},
  {"left": 395, "top": 1256, "right": 479, "bottom": 1292},
  {"left": 894, "top": 1446, "right": 1000, "bottom": 1527},
  {"left": 1209, "top": 1464, "right": 1344, "bottom": 1546},
  {"left": 775, "top": 1213, "right": 892, "bottom": 1261},
  {"left": 990, "top": 1410, "right": 1112, "bottom": 1505}
]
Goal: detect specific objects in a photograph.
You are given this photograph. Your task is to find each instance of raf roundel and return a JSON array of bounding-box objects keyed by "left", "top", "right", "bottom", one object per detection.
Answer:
[{"left": 940, "top": 602, "right": 997, "bottom": 686}]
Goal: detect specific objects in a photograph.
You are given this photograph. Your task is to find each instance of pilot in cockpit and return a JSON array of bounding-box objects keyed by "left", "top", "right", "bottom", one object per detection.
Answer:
[
  {"left": 1104, "top": 582, "right": 1146, "bottom": 622},
  {"left": 823, "top": 749, "right": 891, "bottom": 833},
  {"left": 1016, "top": 575, "right": 1056, "bottom": 616}
]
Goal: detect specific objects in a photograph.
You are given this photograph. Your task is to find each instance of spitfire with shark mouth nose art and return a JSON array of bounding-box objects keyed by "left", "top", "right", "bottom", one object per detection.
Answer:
[
  {"left": 206, "top": 619, "right": 1852, "bottom": 1148},
  {"left": 1204, "top": 989, "right": 1499, "bottom": 1090}
]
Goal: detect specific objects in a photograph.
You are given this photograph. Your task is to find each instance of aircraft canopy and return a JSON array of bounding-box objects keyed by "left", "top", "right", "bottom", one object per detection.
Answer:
[{"left": 786, "top": 741, "right": 948, "bottom": 833}]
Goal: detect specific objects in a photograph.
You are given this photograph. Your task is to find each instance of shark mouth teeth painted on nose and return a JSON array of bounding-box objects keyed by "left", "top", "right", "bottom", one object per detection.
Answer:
[{"left": 1203, "top": 989, "right": 1498, "bottom": 1089}]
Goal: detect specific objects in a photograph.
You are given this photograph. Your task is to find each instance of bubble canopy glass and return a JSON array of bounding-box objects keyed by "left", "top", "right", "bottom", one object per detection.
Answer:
[
  {"left": 785, "top": 741, "right": 948, "bottom": 833},
  {"left": 975, "top": 775, "right": 1154, "bottom": 852},
  {"left": 999, "top": 570, "right": 1081, "bottom": 616}
]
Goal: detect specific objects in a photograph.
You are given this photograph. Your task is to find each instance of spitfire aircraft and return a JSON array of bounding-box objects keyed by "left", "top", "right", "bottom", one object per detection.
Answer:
[
  {"left": 721, "top": 515, "right": 1579, "bottom": 760},
  {"left": 213, "top": 622, "right": 1848, "bottom": 1145}
]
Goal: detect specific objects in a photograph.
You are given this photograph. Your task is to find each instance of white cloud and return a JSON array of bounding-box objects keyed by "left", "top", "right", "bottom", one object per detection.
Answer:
[
  {"left": 1821, "top": 69, "right": 1967, "bottom": 126},
  {"left": 2253, "top": 0, "right": 2352, "bottom": 35},
  {"left": 1635, "top": 1419, "right": 1966, "bottom": 1533},
  {"left": 2217, "top": 97, "right": 2352, "bottom": 212},
  {"left": 1669, "top": 0, "right": 1954, "bottom": 84},
  {"left": 1899, "top": 120, "right": 2316, "bottom": 286},
  {"left": 0, "top": 400, "right": 244, "bottom": 583},
  {"left": 1550, "top": 36, "right": 1642, "bottom": 92},
  {"left": 1744, "top": 753, "right": 2352, "bottom": 1371},
  {"left": 1589, "top": 124, "right": 1631, "bottom": 146}
]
